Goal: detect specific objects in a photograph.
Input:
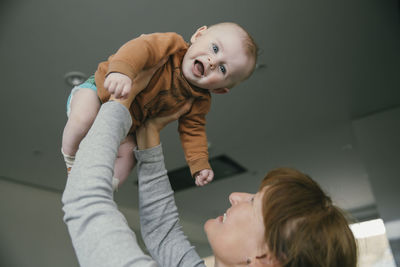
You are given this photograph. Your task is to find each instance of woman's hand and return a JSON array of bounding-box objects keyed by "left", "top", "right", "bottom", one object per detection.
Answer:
[{"left": 136, "top": 99, "right": 194, "bottom": 150}]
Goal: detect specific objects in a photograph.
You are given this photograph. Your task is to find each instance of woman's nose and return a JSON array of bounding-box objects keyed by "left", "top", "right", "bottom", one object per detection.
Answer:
[
  {"left": 229, "top": 192, "right": 252, "bottom": 205},
  {"left": 229, "top": 193, "right": 238, "bottom": 205}
]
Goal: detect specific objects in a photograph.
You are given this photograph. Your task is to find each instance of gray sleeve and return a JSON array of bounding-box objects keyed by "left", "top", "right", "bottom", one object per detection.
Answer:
[
  {"left": 135, "top": 146, "right": 206, "bottom": 267},
  {"left": 62, "top": 101, "right": 157, "bottom": 267}
]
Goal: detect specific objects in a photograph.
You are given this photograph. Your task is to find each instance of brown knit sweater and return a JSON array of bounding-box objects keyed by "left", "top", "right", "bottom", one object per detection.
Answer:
[{"left": 95, "top": 32, "right": 211, "bottom": 176}]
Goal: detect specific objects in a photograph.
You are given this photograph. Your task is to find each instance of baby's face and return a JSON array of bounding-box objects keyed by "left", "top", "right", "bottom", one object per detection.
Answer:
[{"left": 182, "top": 25, "right": 253, "bottom": 93}]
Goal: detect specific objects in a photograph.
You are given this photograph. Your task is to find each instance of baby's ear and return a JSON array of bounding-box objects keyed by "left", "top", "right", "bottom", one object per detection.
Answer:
[
  {"left": 211, "top": 87, "right": 230, "bottom": 94},
  {"left": 190, "top": 25, "right": 208, "bottom": 43}
]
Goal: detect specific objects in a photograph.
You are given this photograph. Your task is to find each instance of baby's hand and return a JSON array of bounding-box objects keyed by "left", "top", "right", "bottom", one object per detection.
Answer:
[
  {"left": 104, "top": 73, "right": 132, "bottom": 99},
  {"left": 195, "top": 169, "right": 214, "bottom": 186}
]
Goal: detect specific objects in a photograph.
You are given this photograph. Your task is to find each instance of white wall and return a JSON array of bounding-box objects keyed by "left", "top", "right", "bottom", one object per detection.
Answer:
[{"left": 353, "top": 106, "right": 400, "bottom": 265}]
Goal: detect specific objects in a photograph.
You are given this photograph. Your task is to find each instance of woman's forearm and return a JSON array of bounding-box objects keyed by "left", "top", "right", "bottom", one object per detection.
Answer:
[
  {"left": 135, "top": 146, "right": 205, "bottom": 267},
  {"left": 62, "top": 101, "right": 156, "bottom": 267}
]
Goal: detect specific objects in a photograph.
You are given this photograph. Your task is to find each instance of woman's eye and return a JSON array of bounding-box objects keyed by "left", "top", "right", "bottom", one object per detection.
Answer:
[
  {"left": 212, "top": 44, "right": 219, "bottom": 53},
  {"left": 219, "top": 65, "right": 226, "bottom": 74}
]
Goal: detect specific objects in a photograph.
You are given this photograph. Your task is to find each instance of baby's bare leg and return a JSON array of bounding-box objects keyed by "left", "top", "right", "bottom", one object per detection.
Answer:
[
  {"left": 113, "top": 135, "right": 137, "bottom": 189},
  {"left": 62, "top": 88, "right": 101, "bottom": 156}
]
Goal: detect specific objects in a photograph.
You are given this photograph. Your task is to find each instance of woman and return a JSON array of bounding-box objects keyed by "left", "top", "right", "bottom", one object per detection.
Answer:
[
  {"left": 135, "top": 103, "right": 357, "bottom": 267},
  {"left": 62, "top": 72, "right": 357, "bottom": 267}
]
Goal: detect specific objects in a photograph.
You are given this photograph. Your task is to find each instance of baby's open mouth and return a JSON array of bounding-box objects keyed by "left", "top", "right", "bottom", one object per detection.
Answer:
[{"left": 194, "top": 60, "right": 204, "bottom": 76}]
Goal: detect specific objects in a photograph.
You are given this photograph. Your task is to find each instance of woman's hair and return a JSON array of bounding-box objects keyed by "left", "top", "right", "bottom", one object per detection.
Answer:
[{"left": 259, "top": 168, "right": 357, "bottom": 267}]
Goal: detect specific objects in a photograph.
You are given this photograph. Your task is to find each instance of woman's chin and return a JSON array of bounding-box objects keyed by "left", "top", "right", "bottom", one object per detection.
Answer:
[
  {"left": 204, "top": 218, "right": 212, "bottom": 232},
  {"left": 204, "top": 218, "right": 217, "bottom": 235}
]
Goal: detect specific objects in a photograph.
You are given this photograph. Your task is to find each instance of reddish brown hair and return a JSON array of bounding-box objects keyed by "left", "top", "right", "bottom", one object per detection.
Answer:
[{"left": 259, "top": 168, "right": 357, "bottom": 267}]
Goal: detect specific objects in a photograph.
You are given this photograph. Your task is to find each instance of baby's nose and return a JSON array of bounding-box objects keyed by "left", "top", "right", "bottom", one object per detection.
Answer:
[{"left": 208, "top": 57, "right": 216, "bottom": 70}]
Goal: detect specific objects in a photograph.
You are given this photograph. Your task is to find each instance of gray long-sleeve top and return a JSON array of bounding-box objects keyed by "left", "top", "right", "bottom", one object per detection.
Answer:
[{"left": 62, "top": 101, "right": 205, "bottom": 267}]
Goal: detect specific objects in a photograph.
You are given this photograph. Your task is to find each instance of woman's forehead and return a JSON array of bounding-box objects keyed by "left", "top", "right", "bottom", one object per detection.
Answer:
[{"left": 253, "top": 190, "right": 266, "bottom": 216}]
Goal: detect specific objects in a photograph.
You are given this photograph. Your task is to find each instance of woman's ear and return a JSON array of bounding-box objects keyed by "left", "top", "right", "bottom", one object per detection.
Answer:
[
  {"left": 210, "top": 87, "right": 230, "bottom": 94},
  {"left": 253, "top": 246, "right": 282, "bottom": 267},
  {"left": 190, "top": 25, "right": 208, "bottom": 43},
  {"left": 255, "top": 254, "right": 281, "bottom": 267}
]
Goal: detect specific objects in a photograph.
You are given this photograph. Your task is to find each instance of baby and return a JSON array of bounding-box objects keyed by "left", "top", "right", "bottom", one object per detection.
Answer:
[{"left": 62, "top": 22, "right": 257, "bottom": 190}]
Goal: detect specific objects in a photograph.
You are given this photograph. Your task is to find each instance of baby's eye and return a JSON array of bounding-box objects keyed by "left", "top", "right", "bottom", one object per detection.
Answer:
[
  {"left": 219, "top": 65, "right": 226, "bottom": 74},
  {"left": 212, "top": 44, "right": 219, "bottom": 53}
]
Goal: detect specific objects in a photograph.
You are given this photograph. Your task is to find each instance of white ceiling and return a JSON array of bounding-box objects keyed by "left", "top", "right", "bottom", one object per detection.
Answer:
[{"left": 1, "top": 0, "right": 399, "bottom": 258}]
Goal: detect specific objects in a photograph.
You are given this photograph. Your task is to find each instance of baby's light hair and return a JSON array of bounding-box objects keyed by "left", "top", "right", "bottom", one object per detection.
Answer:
[{"left": 209, "top": 22, "right": 258, "bottom": 83}]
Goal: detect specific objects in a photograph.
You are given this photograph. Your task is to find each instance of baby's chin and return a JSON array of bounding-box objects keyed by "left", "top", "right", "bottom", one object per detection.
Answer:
[{"left": 182, "top": 71, "right": 204, "bottom": 89}]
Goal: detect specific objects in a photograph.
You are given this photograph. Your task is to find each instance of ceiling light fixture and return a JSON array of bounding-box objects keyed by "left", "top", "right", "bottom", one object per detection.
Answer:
[{"left": 64, "top": 71, "right": 87, "bottom": 86}]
